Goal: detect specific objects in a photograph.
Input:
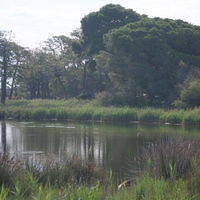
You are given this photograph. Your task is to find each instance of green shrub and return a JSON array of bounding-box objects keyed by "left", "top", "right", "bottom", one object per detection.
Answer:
[
  {"left": 180, "top": 79, "right": 200, "bottom": 108},
  {"left": 173, "top": 99, "right": 187, "bottom": 109}
]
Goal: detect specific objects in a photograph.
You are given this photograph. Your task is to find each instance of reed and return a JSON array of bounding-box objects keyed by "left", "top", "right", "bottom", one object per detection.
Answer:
[
  {"left": 1, "top": 99, "right": 200, "bottom": 124},
  {"left": 182, "top": 108, "right": 200, "bottom": 124},
  {"left": 125, "top": 136, "right": 200, "bottom": 199},
  {"left": 55, "top": 107, "right": 69, "bottom": 120},
  {"left": 133, "top": 174, "right": 190, "bottom": 200},
  {"left": 159, "top": 109, "right": 185, "bottom": 124},
  {"left": 138, "top": 136, "right": 200, "bottom": 180},
  {"left": 0, "top": 153, "right": 107, "bottom": 199},
  {"left": 0, "top": 153, "right": 23, "bottom": 187},
  {"left": 138, "top": 108, "right": 164, "bottom": 122},
  {"left": 31, "top": 108, "right": 49, "bottom": 119}
]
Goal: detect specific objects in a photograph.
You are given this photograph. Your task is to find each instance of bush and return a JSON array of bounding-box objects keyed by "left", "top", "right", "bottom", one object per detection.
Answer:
[
  {"left": 181, "top": 79, "right": 200, "bottom": 108},
  {"left": 173, "top": 99, "right": 187, "bottom": 109},
  {"left": 174, "top": 78, "right": 200, "bottom": 108}
]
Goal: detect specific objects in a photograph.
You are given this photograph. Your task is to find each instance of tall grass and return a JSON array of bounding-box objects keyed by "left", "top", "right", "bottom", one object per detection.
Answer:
[
  {"left": 137, "top": 136, "right": 200, "bottom": 180},
  {"left": 133, "top": 174, "right": 190, "bottom": 200},
  {"left": 182, "top": 108, "right": 200, "bottom": 124},
  {"left": 1, "top": 99, "right": 200, "bottom": 124},
  {"left": 122, "top": 136, "right": 200, "bottom": 200},
  {"left": 159, "top": 109, "right": 185, "bottom": 124},
  {"left": 138, "top": 108, "right": 164, "bottom": 122},
  {"left": 0, "top": 154, "right": 107, "bottom": 199}
]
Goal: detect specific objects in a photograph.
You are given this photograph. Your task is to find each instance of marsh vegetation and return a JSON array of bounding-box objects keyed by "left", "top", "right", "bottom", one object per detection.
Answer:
[{"left": 1, "top": 99, "right": 200, "bottom": 125}]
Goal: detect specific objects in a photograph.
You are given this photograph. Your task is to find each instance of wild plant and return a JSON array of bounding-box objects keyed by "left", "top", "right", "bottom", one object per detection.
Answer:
[
  {"left": 0, "top": 184, "right": 8, "bottom": 199},
  {"left": 11, "top": 172, "right": 37, "bottom": 198},
  {"left": 2, "top": 99, "right": 200, "bottom": 125},
  {"left": 0, "top": 153, "right": 22, "bottom": 187},
  {"left": 25, "top": 155, "right": 105, "bottom": 188},
  {"left": 159, "top": 109, "right": 185, "bottom": 124},
  {"left": 31, "top": 108, "right": 49, "bottom": 119},
  {"left": 138, "top": 108, "right": 163, "bottom": 122},
  {"left": 138, "top": 136, "right": 200, "bottom": 181},
  {"left": 183, "top": 108, "right": 200, "bottom": 124}
]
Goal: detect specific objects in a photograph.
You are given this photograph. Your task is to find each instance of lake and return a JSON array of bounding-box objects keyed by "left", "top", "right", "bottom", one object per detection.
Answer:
[{"left": 0, "top": 120, "right": 200, "bottom": 179}]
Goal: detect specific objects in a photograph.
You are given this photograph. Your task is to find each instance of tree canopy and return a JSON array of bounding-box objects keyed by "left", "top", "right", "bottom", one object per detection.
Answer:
[
  {"left": 1, "top": 4, "right": 200, "bottom": 108},
  {"left": 97, "top": 17, "right": 200, "bottom": 106},
  {"left": 81, "top": 4, "right": 141, "bottom": 56}
]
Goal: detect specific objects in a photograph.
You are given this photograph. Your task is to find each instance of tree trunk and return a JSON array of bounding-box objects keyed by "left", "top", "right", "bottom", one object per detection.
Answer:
[
  {"left": 1, "top": 121, "right": 6, "bottom": 154},
  {"left": 57, "top": 76, "right": 67, "bottom": 98},
  {"left": 1, "top": 48, "right": 7, "bottom": 104},
  {"left": 30, "top": 79, "right": 36, "bottom": 99},
  {"left": 83, "top": 64, "right": 86, "bottom": 93},
  {"left": 9, "top": 64, "right": 18, "bottom": 100}
]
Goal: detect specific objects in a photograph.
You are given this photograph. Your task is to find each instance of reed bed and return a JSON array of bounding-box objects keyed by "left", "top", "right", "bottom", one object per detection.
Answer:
[
  {"left": 138, "top": 108, "right": 164, "bottom": 122},
  {"left": 159, "top": 109, "right": 185, "bottom": 124},
  {"left": 1, "top": 99, "right": 200, "bottom": 124},
  {"left": 182, "top": 108, "right": 200, "bottom": 125}
]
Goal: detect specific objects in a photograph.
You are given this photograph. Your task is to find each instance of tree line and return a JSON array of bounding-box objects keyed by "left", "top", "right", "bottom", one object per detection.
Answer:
[{"left": 1, "top": 4, "right": 200, "bottom": 108}]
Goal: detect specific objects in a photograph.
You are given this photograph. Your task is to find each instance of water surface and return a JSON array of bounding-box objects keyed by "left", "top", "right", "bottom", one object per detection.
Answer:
[{"left": 0, "top": 120, "right": 199, "bottom": 179}]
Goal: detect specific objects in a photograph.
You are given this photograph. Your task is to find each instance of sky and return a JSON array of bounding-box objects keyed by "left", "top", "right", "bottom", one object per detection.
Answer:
[{"left": 1, "top": 0, "right": 200, "bottom": 49}]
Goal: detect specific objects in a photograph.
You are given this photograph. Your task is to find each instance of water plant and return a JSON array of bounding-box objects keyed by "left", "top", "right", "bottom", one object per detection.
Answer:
[
  {"left": 138, "top": 108, "right": 163, "bottom": 122},
  {"left": 159, "top": 109, "right": 185, "bottom": 124},
  {"left": 1, "top": 99, "right": 200, "bottom": 125}
]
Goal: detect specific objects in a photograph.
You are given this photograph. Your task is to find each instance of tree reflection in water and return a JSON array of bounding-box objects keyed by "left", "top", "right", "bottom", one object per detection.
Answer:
[{"left": 0, "top": 120, "right": 198, "bottom": 179}]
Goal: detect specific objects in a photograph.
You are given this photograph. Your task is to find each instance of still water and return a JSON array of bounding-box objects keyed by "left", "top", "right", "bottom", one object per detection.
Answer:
[{"left": 0, "top": 120, "right": 200, "bottom": 179}]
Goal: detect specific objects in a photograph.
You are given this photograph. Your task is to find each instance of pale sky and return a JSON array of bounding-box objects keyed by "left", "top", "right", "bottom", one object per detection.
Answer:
[{"left": 1, "top": 0, "right": 200, "bottom": 49}]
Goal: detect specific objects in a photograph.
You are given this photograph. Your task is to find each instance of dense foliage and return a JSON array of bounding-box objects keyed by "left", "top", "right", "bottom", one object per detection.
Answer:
[{"left": 1, "top": 4, "right": 200, "bottom": 108}]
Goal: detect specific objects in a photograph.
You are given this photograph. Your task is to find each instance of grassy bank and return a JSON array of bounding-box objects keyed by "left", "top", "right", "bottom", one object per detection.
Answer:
[
  {"left": 1, "top": 99, "right": 200, "bottom": 124},
  {"left": 1, "top": 136, "right": 200, "bottom": 199}
]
